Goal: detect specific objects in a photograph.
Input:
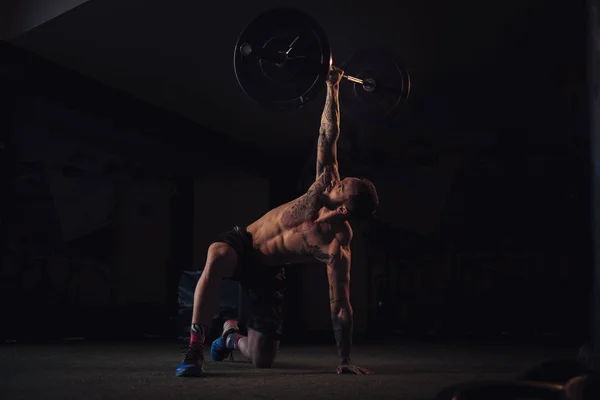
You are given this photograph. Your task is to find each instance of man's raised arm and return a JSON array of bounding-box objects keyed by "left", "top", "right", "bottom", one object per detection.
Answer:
[{"left": 316, "top": 66, "right": 344, "bottom": 180}]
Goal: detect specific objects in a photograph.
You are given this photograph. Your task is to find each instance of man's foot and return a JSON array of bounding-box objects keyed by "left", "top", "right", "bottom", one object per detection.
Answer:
[
  {"left": 211, "top": 319, "right": 239, "bottom": 362},
  {"left": 176, "top": 343, "right": 205, "bottom": 377}
]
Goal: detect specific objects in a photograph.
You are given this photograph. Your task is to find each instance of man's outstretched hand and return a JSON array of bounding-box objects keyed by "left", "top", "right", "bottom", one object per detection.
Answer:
[{"left": 336, "top": 364, "right": 373, "bottom": 375}]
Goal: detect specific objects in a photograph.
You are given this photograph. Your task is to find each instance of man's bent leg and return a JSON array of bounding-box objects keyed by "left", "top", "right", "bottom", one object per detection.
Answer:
[
  {"left": 238, "top": 328, "right": 279, "bottom": 368},
  {"left": 176, "top": 242, "right": 238, "bottom": 377},
  {"left": 211, "top": 264, "right": 284, "bottom": 368},
  {"left": 237, "top": 266, "right": 285, "bottom": 368},
  {"left": 191, "top": 243, "right": 238, "bottom": 327},
  {"left": 211, "top": 323, "right": 279, "bottom": 368}
]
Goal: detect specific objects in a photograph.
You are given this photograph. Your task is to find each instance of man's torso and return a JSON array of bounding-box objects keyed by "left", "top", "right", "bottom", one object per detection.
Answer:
[{"left": 246, "top": 176, "right": 350, "bottom": 266}]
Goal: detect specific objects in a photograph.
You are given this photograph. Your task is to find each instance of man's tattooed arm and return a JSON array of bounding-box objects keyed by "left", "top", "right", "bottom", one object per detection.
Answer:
[
  {"left": 327, "top": 246, "right": 352, "bottom": 364},
  {"left": 280, "top": 179, "right": 327, "bottom": 229},
  {"left": 316, "top": 78, "right": 342, "bottom": 181}
]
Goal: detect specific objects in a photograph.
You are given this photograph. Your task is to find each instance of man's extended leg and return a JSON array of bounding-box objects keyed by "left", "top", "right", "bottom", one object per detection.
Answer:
[
  {"left": 176, "top": 242, "right": 238, "bottom": 377},
  {"left": 213, "top": 324, "right": 279, "bottom": 368}
]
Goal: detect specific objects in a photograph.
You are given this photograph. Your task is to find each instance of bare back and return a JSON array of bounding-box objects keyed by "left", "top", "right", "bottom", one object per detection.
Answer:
[{"left": 246, "top": 171, "right": 351, "bottom": 266}]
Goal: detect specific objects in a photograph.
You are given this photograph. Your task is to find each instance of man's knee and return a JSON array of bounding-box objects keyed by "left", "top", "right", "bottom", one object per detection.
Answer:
[
  {"left": 203, "top": 242, "right": 238, "bottom": 279},
  {"left": 250, "top": 337, "right": 279, "bottom": 369},
  {"left": 252, "top": 352, "right": 276, "bottom": 369}
]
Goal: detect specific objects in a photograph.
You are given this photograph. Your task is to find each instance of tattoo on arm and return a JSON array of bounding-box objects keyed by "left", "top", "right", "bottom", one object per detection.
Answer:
[
  {"left": 328, "top": 251, "right": 352, "bottom": 363},
  {"left": 281, "top": 171, "right": 337, "bottom": 229},
  {"left": 280, "top": 183, "right": 322, "bottom": 228},
  {"left": 316, "top": 85, "right": 341, "bottom": 179},
  {"left": 332, "top": 308, "right": 353, "bottom": 363}
]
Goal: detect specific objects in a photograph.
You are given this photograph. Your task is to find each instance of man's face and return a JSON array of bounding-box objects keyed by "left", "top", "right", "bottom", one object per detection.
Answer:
[{"left": 327, "top": 178, "right": 357, "bottom": 205}]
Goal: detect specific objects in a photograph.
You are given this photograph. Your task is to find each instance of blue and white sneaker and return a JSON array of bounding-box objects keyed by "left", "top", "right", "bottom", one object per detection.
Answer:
[{"left": 211, "top": 319, "right": 239, "bottom": 362}]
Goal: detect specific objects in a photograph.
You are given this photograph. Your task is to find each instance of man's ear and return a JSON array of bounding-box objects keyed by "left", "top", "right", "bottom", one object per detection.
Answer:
[{"left": 337, "top": 205, "right": 348, "bottom": 215}]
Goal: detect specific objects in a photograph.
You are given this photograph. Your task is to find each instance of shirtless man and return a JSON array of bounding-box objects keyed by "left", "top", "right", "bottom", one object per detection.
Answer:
[{"left": 176, "top": 65, "right": 379, "bottom": 377}]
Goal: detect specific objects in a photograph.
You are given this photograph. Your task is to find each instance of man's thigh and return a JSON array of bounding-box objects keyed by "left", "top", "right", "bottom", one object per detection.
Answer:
[
  {"left": 241, "top": 265, "right": 286, "bottom": 337},
  {"left": 247, "top": 327, "right": 280, "bottom": 368},
  {"left": 240, "top": 264, "right": 285, "bottom": 368}
]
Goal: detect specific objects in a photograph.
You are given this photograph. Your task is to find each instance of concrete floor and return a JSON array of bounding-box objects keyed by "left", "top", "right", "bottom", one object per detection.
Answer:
[{"left": 0, "top": 341, "right": 577, "bottom": 400}]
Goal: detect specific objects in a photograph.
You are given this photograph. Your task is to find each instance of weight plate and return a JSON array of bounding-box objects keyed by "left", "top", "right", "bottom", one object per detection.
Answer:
[
  {"left": 340, "top": 49, "right": 410, "bottom": 122},
  {"left": 234, "top": 8, "right": 331, "bottom": 110}
]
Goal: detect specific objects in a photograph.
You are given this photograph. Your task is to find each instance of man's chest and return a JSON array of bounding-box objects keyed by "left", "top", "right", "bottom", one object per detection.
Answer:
[{"left": 284, "top": 222, "right": 337, "bottom": 264}]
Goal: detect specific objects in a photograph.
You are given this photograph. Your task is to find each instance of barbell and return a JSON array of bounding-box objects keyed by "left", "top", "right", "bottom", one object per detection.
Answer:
[{"left": 233, "top": 8, "right": 411, "bottom": 121}]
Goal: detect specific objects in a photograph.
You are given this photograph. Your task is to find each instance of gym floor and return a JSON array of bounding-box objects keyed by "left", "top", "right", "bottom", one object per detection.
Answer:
[{"left": 0, "top": 341, "right": 576, "bottom": 400}]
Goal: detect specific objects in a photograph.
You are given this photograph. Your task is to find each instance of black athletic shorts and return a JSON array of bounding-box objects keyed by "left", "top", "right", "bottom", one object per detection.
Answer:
[{"left": 212, "top": 226, "right": 286, "bottom": 339}]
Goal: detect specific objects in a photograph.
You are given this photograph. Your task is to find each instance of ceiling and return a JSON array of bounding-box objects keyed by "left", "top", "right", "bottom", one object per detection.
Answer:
[
  {"left": 8, "top": 0, "right": 535, "bottom": 157},
  {"left": 0, "top": 0, "right": 90, "bottom": 39}
]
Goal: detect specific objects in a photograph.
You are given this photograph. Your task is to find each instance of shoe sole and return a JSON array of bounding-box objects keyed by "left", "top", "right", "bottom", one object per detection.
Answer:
[{"left": 176, "top": 366, "right": 204, "bottom": 377}]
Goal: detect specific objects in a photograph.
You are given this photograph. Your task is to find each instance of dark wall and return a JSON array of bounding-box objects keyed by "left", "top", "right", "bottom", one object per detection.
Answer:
[
  {"left": 591, "top": 0, "right": 600, "bottom": 368},
  {"left": 342, "top": 1, "right": 591, "bottom": 340},
  {"left": 0, "top": 42, "right": 271, "bottom": 340}
]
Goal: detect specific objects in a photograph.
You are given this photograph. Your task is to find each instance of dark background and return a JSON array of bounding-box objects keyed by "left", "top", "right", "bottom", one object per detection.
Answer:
[{"left": 0, "top": 0, "right": 594, "bottom": 349}]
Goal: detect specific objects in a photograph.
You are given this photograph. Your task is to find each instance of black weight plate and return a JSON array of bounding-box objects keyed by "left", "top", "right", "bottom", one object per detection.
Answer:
[
  {"left": 339, "top": 49, "right": 410, "bottom": 121},
  {"left": 234, "top": 8, "right": 331, "bottom": 110}
]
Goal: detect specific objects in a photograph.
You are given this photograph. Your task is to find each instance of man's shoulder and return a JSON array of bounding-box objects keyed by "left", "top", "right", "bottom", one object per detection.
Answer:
[{"left": 335, "top": 222, "right": 353, "bottom": 247}]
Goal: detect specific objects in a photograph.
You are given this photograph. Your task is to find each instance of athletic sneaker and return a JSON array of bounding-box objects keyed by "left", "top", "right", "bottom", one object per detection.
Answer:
[
  {"left": 176, "top": 342, "right": 204, "bottom": 377},
  {"left": 211, "top": 319, "right": 239, "bottom": 362}
]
